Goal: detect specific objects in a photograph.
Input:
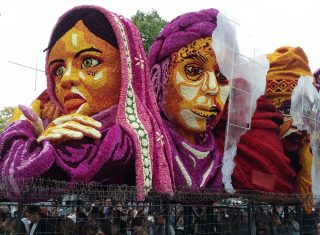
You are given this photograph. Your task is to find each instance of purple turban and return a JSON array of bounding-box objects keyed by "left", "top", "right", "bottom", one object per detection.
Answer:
[
  {"left": 148, "top": 8, "right": 219, "bottom": 68},
  {"left": 147, "top": 8, "right": 219, "bottom": 108},
  {"left": 147, "top": 9, "right": 224, "bottom": 190}
]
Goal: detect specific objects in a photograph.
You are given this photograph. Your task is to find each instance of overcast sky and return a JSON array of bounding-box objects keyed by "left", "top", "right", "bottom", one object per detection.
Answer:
[{"left": 0, "top": 0, "right": 319, "bottom": 109}]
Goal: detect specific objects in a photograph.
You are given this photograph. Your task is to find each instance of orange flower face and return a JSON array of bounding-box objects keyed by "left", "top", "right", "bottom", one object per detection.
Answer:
[
  {"left": 48, "top": 20, "right": 121, "bottom": 116},
  {"left": 163, "top": 37, "right": 230, "bottom": 135}
]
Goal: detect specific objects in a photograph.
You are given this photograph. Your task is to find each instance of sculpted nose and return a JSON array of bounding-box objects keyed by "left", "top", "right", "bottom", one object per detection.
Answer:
[
  {"left": 60, "top": 65, "right": 80, "bottom": 89},
  {"left": 201, "top": 72, "right": 219, "bottom": 95}
]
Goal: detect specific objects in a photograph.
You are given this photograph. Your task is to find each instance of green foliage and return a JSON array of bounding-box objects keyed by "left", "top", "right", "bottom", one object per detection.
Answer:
[
  {"left": 131, "top": 9, "right": 167, "bottom": 54},
  {"left": 0, "top": 107, "right": 14, "bottom": 133}
]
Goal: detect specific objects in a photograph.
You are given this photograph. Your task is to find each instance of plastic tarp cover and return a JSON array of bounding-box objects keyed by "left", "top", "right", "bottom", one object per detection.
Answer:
[
  {"left": 290, "top": 75, "right": 320, "bottom": 201},
  {"left": 212, "top": 12, "right": 269, "bottom": 193}
]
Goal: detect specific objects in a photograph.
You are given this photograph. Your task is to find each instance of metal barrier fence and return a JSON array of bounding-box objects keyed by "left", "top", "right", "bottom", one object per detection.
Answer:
[{"left": 0, "top": 177, "right": 319, "bottom": 234}]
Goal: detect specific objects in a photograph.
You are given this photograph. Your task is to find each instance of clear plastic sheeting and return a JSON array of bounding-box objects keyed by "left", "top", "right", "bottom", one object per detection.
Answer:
[
  {"left": 212, "top": 12, "right": 269, "bottom": 193},
  {"left": 291, "top": 76, "right": 318, "bottom": 133},
  {"left": 290, "top": 75, "right": 320, "bottom": 201}
]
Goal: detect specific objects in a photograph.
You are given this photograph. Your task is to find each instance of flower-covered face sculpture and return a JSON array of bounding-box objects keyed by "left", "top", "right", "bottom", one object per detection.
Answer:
[
  {"left": 162, "top": 37, "right": 230, "bottom": 138},
  {"left": 266, "top": 46, "right": 314, "bottom": 137},
  {"left": 48, "top": 20, "right": 121, "bottom": 116}
]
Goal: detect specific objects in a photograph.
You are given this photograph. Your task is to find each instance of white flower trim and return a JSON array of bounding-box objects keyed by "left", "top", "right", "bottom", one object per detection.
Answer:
[
  {"left": 182, "top": 142, "right": 210, "bottom": 159},
  {"left": 112, "top": 14, "right": 152, "bottom": 192},
  {"left": 175, "top": 155, "right": 192, "bottom": 187}
]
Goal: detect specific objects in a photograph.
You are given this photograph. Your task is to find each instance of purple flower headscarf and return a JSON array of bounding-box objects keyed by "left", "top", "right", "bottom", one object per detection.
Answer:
[
  {"left": 45, "top": 6, "right": 174, "bottom": 197},
  {"left": 0, "top": 5, "right": 174, "bottom": 200}
]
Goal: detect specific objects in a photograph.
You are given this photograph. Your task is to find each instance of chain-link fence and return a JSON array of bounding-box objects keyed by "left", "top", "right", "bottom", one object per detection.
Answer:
[{"left": 0, "top": 177, "right": 319, "bottom": 234}]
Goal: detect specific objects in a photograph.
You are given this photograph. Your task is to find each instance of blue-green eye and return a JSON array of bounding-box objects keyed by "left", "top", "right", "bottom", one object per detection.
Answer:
[
  {"left": 82, "top": 58, "right": 99, "bottom": 68},
  {"left": 55, "top": 66, "right": 66, "bottom": 76}
]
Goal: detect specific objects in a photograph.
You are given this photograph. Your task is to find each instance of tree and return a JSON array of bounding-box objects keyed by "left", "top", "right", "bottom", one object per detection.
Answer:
[
  {"left": 131, "top": 9, "right": 167, "bottom": 54},
  {"left": 0, "top": 107, "right": 14, "bottom": 133}
]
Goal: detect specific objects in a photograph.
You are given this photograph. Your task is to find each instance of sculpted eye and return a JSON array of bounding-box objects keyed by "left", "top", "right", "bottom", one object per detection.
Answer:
[
  {"left": 82, "top": 58, "right": 99, "bottom": 69},
  {"left": 184, "top": 64, "right": 204, "bottom": 81},
  {"left": 55, "top": 66, "right": 66, "bottom": 77},
  {"left": 216, "top": 71, "right": 228, "bottom": 85},
  {"left": 280, "top": 108, "right": 291, "bottom": 117}
]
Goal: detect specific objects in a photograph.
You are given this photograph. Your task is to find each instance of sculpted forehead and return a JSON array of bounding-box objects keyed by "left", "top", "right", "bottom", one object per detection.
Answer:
[
  {"left": 49, "top": 20, "right": 108, "bottom": 59},
  {"left": 171, "top": 37, "right": 214, "bottom": 64}
]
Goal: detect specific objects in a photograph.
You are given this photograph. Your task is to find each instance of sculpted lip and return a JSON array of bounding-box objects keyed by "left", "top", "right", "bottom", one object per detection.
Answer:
[
  {"left": 64, "top": 93, "right": 86, "bottom": 113},
  {"left": 191, "top": 110, "right": 211, "bottom": 117},
  {"left": 64, "top": 93, "right": 85, "bottom": 102},
  {"left": 191, "top": 105, "right": 220, "bottom": 117}
]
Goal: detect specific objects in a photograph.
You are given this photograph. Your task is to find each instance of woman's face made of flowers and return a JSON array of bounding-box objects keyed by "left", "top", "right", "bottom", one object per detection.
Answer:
[
  {"left": 162, "top": 37, "right": 230, "bottom": 136},
  {"left": 48, "top": 20, "right": 121, "bottom": 116}
]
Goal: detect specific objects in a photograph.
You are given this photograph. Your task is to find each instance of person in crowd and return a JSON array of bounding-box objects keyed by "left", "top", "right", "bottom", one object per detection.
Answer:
[
  {"left": 270, "top": 212, "right": 286, "bottom": 235},
  {"left": 239, "top": 211, "right": 250, "bottom": 235},
  {"left": 0, "top": 211, "right": 6, "bottom": 235},
  {"left": 59, "top": 217, "right": 76, "bottom": 235},
  {"left": 132, "top": 230, "right": 147, "bottom": 235},
  {"left": 0, "top": 5, "right": 173, "bottom": 200},
  {"left": 255, "top": 206, "right": 270, "bottom": 235},
  {"left": 4, "top": 217, "right": 28, "bottom": 235},
  {"left": 131, "top": 216, "right": 147, "bottom": 235},
  {"left": 79, "top": 220, "right": 100, "bottom": 235},
  {"left": 104, "top": 199, "right": 113, "bottom": 221},
  {"left": 126, "top": 209, "right": 137, "bottom": 233},
  {"left": 47, "top": 207, "right": 62, "bottom": 235},
  {"left": 25, "top": 205, "right": 55, "bottom": 235},
  {"left": 174, "top": 216, "right": 184, "bottom": 235},
  {"left": 76, "top": 207, "right": 88, "bottom": 222},
  {"left": 3, "top": 218, "right": 15, "bottom": 235},
  {"left": 111, "top": 209, "right": 127, "bottom": 235},
  {"left": 67, "top": 208, "right": 77, "bottom": 223},
  {"left": 0, "top": 207, "right": 10, "bottom": 221},
  {"left": 99, "top": 219, "right": 112, "bottom": 235},
  {"left": 230, "top": 212, "right": 241, "bottom": 235},
  {"left": 21, "top": 208, "right": 31, "bottom": 234},
  {"left": 283, "top": 212, "right": 300, "bottom": 235},
  {"left": 155, "top": 213, "right": 175, "bottom": 235},
  {"left": 88, "top": 207, "right": 100, "bottom": 222}
]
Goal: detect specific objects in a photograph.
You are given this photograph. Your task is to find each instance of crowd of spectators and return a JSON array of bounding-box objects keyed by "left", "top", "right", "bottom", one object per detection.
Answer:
[{"left": 0, "top": 199, "right": 319, "bottom": 235}]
